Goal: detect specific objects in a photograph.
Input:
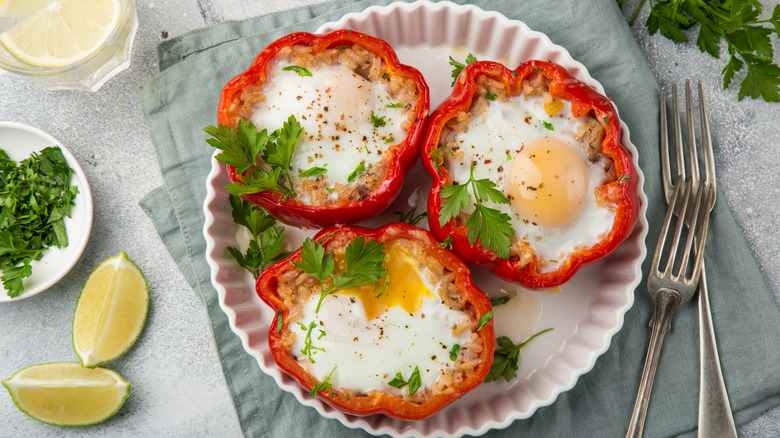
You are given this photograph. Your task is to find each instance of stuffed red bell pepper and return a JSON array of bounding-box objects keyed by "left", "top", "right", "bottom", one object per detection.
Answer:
[
  {"left": 255, "top": 222, "right": 495, "bottom": 420},
  {"left": 421, "top": 60, "right": 639, "bottom": 289},
  {"left": 215, "top": 30, "right": 429, "bottom": 229}
]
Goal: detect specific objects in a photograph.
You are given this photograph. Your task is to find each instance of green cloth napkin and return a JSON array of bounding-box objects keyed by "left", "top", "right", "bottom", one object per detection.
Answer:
[{"left": 138, "top": 0, "right": 780, "bottom": 436}]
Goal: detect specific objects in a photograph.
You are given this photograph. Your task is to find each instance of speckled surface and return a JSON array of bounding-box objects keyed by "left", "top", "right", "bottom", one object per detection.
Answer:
[{"left": 0, "top": 0, "right": 778, "bottom": 436}]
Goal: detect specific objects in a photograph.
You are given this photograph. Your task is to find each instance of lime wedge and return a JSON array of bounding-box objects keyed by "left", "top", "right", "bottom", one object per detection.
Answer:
[
  {"left": 2, "top": 362, "right": 130, "bottom": 427},
  {"left": 73, "top": 251, "right": 149, "bottom": 368}
]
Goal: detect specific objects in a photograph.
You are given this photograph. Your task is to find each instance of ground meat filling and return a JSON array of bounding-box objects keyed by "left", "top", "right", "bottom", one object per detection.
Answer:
[
  {"left": 227, "top": 44, "right": 421, "bottom": 206},
  {"left": 275, "top": 236, "right": 484, "bottom": 403},
  {"left": 437, "top": 74, "right": 616, "bottom": 263}
]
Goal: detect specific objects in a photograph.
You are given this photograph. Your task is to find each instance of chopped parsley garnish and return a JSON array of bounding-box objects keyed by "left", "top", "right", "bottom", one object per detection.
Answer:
[
  {"left": 282, "top": 65, "right": 313, "bottom": 76},
  {"left": 490, "top": 296, "right": 512, "bottom": 307},
  {"left": 439, "top": 164, "right": 514, "bottom": 259},
  {"left": 542, "top": 121, "right": 554, "bottom": 131},
  {"left": 618, "top": 174, "right": 633, "bottom": 186},
  {"left": 388, "top": 366, "right": 422, "bottom": 395},
  {"left": 370, "top": 111, "right": 387, "bottom": 127},
  {"left": 386, "top": 103, "right": 405, "bottom": 108},
  {"left": 484, "top": 92, "right": 497, "bottom": 100},
  {"left": 300, "top": 166, "right": 328, "bottom": 178},
  {"left": 381, "top": 72, "right": 389, "bottom": 79},
  {"left": 310, "top": 367, "right": 336, "bottom": 397},
  {"left": 603, "top": 116, "right": 610, "bottom": 125},
  {"left": 205, "top": 116, "right": 302, "bottom": 200},
  {"left": 438, "top": 236, "right": 453, "bottom": 250},
  {"left": 477, "top": 309, "right": 494, "bottom": 330},
  {"left": 394, "top": 207, "right": 427, "bottom": 226},
  {"left": 225, "top": 195, "right": 287, "bottom": 279},
  {"left": 429, "top": 145, "right": 454, "bottom": 174},
  {"left": 276, "top": 309, "right": 284, "bottom": 334},
  {"left": 448, "top": 53, "right": 477, "bottom": 86},
  {"left": 347, "top": 161, "right": 366, "bottom": 183},
  {"left": 0, "top": 147, "right": 78, "bottom": 297},
  {"left": 449, "top": 344, "right": 461, "bottom": 361},
  {"left": 334, "top": 45, "right": 350, "bottom": 50},
  {"left": 388, "top": 372, "right": 408, "bottom": 389},
  {"left": 298, "top": 321, "right": 325, "bottom": 363},
  {"left": 384, "top": 136, "right": 395, "bottom": 144},
  {"left": 293, "top": 236, "right": 387, "bottom": 312},
  {"left": 485, "top": 328, "right": 554, "bottom": 382},
  {"left": 531, "top": 68, "right": 544, "bottom": 72}
]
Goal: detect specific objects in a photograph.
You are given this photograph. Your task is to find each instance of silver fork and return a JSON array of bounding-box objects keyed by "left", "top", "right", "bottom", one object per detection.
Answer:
[
  {"left": 662, "top": 81, "right": 737, "bottom": 437},
  {"left": 626, "top": 176, "right": 714, "bottom": 438}
]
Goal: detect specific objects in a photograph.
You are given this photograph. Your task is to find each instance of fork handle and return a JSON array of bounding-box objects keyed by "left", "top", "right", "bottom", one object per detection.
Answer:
[
  {"left": 626, "top": 289, "right": 682, "bottom": 438},
  {"left": 698, "top": 267, "right": 738, "bottom": 437}
]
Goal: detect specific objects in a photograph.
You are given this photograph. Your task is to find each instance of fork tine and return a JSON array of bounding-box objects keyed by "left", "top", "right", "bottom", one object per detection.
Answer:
[
  {"left": 660, "top": 88, "right": 674, "bottom": 203},
  {"left": 685, "top": 80, "right": 701, "bottom": 185},
  {"left": 650, "top": 180, "right": 682, "bottom": 277},
  {"left": 662, "top": 179, "right": 692, "bottom": 279},
  {"left": 671, "top": 83, "right": 686, "bottom": 182},
  {"left": 678, "top": 179, "right": 706, "bottom": 279},
  {"left": 698, "top": 82, "right": 717, "bottom": 206}
]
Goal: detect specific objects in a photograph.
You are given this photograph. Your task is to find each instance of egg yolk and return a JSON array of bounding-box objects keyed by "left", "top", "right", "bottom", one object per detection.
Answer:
[
  {"left": 506, "top": 138, "right": 588, "bottom": 228},
  {"left": 336, "top": 240, "right": 433, "bottom": 320}
]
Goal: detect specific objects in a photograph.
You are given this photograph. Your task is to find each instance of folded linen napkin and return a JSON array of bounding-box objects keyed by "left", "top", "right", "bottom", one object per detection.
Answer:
[{"left": 139, "top": 0, "right": 780, "bottom": 436}]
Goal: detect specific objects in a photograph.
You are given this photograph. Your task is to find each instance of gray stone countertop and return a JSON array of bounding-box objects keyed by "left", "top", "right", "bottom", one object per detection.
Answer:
[{"left": 0, "top": 0, "right": 778, "bottom": 436}]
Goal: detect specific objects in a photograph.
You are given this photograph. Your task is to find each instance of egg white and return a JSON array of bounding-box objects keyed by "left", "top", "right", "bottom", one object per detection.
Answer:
[
  {"left": 290, "top": 270, "right": 473, "bottom": 396},
  {"left": 445, "top": 94, "right": 616, "bottom": 269},
  {"left": 250, "top": 61, "right": 407, "bottom": 200}
]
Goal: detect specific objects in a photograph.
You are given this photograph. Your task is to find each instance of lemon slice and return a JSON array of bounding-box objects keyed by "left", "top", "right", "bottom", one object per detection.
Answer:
[
  {"left": 2, "top": 362, "right": 130, "bottom": 427},
  {"left": 0, "top": 0, "right": 51, "bottom": 17},
  {"left": 0, "top": 0, "right": 121, "bottom": 67},
  {"left": 73, "top": 251, "right": 149, "bottom": 368}
]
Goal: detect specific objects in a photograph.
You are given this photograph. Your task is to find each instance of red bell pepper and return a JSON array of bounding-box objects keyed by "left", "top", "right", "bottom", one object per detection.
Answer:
[
  {"left": 255, "top": 222, "right": 495, "bottom": 420},
  {"left": 217, "top": 30, "right": 429, "bottom": 229},
  {"left": 421, "top": 60, "right": 639, "bottom": 289}
]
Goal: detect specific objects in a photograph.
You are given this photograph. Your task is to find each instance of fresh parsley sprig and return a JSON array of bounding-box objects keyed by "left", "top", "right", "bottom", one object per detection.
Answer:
[
  {"left": 485, "top": 328, "right": 554, "bottom": 383},
  {"left": 394, "top": 206, "right": 427, "bottom": 226},
  {"left": 204, "top": 116, "right": 303, "bottom": 199},
  {"left": 438, "top": 164, "right": 515, "bottom": 259},
  {"left": 292, "top": 236, "right": 388, "bottom": 312},
  {"left": 0, "top": 147, "right": 78, "bottom": 297},
  {"left": 619, "top": 0, "right": 780, "bottom": 102},
  {"left": 225, "top": 195, "right": 287, "bottom": 279},
  {"left": 449, "top": 53, "right": 478, "bottom": 86}
]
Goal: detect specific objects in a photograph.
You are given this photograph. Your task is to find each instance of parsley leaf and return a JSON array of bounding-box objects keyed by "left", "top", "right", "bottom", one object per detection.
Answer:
[
  {"left": 388, "top": 367, "right": 422, "bottom": 395},
  {"left": 370, "top": 111, "right": 387, "bottom": 127},
  {"left": 0, "top": 147, "right": 78, "bottom": 297},
  {"left": 386, "top": 103, "right": 405, "bottom": 108},
  {"left": 477, "top": 309, "right": 494, "bottom": 330},
  {"left": 282, "top": 65, "right": 313, "bottom": 76},
  {"left": 225, "top": 195, "right": 287, "bottom": 279},
  {"left": 300, "top": 166, "right": 328, "bottom": 178},
  {"left": 347, "top": 161, "right": 366, "bottom": 183},
  {"left": 449, "top": 344, "right": 461, "bottom": 361},
  {"left": 485, "top": 328, "right": 554, "bottom": 383},
  {"left": 439, "top": 164, "right": 514, "bottom": 259},
  {"left": 293, "top": 236, "right": 387, "bottom": 312},
  {"left": 490, "top": 296, "right": 512, "bottom": 306},
  {"left": 205, "top": 117, "right": 302, "bottom": 199},
  {"left": 484, "top": 92, "right": 497, "bottom": 100},
  {"left": 542, "top": 121, "right": 554, "bottom": 131},
  {"left": 276, "top": 309, "right": 284, "bottom": 334},
  {"left": 449, "top": 53, "right": 478, "bottom": 86},
  {"left": 623, "top": 0, "right": 780, "bottom": 102},
  {"left": 388, "top": 372, "right": 408, "bottom": 389}
]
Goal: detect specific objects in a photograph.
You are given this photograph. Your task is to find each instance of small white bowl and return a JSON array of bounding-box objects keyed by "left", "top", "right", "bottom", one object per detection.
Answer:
[{"left": 0, "top": 122, "right": 93, "bottom": 301}]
